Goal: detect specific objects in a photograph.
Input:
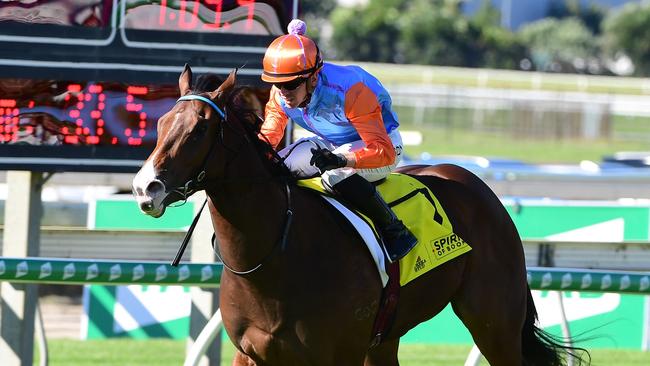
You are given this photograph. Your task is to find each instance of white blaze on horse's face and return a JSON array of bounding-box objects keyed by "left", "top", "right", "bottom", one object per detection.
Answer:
[
  {"left": 132, "top": 107, "right": 198, "bottom": 217},
  {"left": 132, "top": 98, "right": 209, "bottom": 217},
  {"left": 132, "top": 158, "right": 167, "bottom": 217},
  {"left": 133, "top": 64, "right": 237, "bottom": 218}
]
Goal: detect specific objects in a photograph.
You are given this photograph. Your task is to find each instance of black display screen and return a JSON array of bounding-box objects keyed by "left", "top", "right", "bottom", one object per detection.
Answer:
[
  {"left": 0, "top": 0, "right": 288, "bottom": 34},
  {"left": 0, "top": 78, "right": 179, "bottom": 172},
  {"left": 0, "top": 0, "right": 294, "bottom": 172},
  {"left": 0, "top": 79, "right": 175, "bottom": 148}
]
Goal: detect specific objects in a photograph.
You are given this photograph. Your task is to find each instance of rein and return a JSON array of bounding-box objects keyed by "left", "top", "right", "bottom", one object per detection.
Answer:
[
  {"left": 170, "top": 92, "right": 294, "bottom": 275},
  {"left": 212, "top": 182, "right": 293, "bottom": 275}
]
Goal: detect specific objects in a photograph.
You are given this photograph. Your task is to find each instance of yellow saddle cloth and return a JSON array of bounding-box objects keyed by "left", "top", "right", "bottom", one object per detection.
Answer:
[{"left": 297, "top": 173, "right": 472, "bottom": 286}]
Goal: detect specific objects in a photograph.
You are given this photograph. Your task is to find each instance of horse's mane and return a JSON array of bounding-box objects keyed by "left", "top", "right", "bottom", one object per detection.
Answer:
[
  {"left": 227, "top": 87, "right": 292, "bottom": 179},
  {"left": 194, "top": 73, "right": 224, "bottom": 93}
]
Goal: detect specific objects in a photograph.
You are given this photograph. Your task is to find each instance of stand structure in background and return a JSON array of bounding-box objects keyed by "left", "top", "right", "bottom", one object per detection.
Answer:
[{"left": 0, "top": 171, "right": 43, "bottom": 366}]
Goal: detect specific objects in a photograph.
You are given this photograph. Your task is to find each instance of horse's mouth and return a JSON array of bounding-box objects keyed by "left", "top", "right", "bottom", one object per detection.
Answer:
[
  {"left": 134, "top": 195, "right": 167, "bottom": 218},
  {"left": 144, "top": 206, "right": 166, "bottom": 218}
]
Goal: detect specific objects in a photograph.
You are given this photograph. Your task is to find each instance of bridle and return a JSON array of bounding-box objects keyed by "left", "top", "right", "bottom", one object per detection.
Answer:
[
  {"left": 178, "top": 94, "right": 225, "bottom": 118},
  {"left": 169, "top": 91, "right": 294, "bottom": 276},
  {"left": 162, "top": 94, "right": 226, "bottom": 206},
  {"left": 166, "top": 91, "right": 289, "bottom": 203}
]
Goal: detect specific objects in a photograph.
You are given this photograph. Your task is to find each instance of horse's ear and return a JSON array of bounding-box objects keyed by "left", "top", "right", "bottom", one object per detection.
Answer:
[
  {"left": 179, "top": 64, "right": 192, "bottom": 96},
  {"left": 208, "top": 69, "right": 237, "bottom": 100}
]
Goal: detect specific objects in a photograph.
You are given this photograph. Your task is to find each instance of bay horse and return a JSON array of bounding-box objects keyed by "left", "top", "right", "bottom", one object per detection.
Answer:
[{"left": 132, "top": 65, "right": 589, "bottom": 366}]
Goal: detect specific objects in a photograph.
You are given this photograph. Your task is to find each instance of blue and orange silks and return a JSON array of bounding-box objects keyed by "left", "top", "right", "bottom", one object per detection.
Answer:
[{"left": 260, "top": 63, "right": 400, "bottom": 169}]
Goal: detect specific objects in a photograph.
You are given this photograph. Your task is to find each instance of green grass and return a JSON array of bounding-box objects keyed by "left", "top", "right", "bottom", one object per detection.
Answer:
[
  {"left": 294, "top": 120, "right": 650, "bottom": 164},
  {"left": 387, "top": 102, "right": 650, "bottom": 164},
  {"left": 340, "top": 62, "right": 650, "bottom": 164},
  {"left": 36, "top": 339, "right": 185, "bottom": 366},
  {"left": 400, "top": 123, "right": 650, "bottom": 164},
  {"left": 306, "top": 62, "right": 650, "bottom": 164},
  {"left": 36, "top": 339, "right": 650, "bottom": 365}
]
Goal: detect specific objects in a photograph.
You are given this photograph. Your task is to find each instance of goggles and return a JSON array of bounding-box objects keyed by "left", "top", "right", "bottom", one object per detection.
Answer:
[{"left": 273, "top": 76, "right": 308, "bottom": 91}]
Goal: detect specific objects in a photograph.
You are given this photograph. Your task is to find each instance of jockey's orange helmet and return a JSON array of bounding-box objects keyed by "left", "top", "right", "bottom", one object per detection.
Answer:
[{"left": 262, "top": 19, "right": 323, "bottom": 83}]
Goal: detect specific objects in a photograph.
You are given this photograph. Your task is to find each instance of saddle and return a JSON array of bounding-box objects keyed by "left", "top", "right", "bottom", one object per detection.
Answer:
[
  {"left": 297, "top": 173, "right": 472, "bottom": 347},
  {"left": 298, "top": 173, "right": 471, "bottom": 286}
]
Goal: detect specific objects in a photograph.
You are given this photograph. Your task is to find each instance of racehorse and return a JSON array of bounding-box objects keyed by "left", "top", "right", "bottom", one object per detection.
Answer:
[{"left": 132, "top": 65, "right": 589, "bottom": 366}]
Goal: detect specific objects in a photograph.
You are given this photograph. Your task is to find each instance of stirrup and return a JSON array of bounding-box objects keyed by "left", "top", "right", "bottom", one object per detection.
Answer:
[{"left": 380, "top": 222, "right": 418, "bottom": 263}]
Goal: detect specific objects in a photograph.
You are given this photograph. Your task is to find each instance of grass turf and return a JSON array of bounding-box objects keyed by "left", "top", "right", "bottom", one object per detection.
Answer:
[
  {"left": 37, "top": 339, "right": 650, "bottom": 365},
  {"left": 398, "top": 122, "right": 650, "bottom": 164}
]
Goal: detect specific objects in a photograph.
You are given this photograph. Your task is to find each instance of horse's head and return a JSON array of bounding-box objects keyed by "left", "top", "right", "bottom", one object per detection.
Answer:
[{"left": 132, "top": 64, "right": 258, "bottom": 217}]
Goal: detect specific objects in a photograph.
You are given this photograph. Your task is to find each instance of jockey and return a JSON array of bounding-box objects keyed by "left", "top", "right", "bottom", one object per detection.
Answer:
[{"left": 259, "top": 19, "right": 417, "bottom": 262}]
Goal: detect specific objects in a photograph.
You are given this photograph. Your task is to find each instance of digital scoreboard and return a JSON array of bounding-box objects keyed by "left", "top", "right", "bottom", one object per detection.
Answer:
[
  {"left": 0, "top": 80, "right": 174, "bottom": 148},
  {"left": 0, "top": 0, "right": 293, "bottom": 172}
]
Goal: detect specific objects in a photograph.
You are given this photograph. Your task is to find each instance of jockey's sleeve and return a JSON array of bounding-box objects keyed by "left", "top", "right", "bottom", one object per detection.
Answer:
[
  {"left": 343, "top": 82, "right": 396, "bottom": 169},
  {"left": 259, "top": 87, "right": 289, "bottom": 149}
]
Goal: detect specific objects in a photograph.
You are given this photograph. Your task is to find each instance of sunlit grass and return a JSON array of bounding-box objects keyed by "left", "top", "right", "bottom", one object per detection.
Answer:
[
  {"left": 36, "top": 339, "right": 650, "bottom": 365},
  {"left": 400, "top": 122, "right": 650, "bottom": 164}
]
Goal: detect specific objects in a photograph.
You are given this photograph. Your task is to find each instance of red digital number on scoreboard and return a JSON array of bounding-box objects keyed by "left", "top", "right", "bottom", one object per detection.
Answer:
[
  {"left": 0, "top": 80, "right": 178, "bottom": 148},
  {"left": 157, "top": 0, "right": 257, "bottom": 31}
]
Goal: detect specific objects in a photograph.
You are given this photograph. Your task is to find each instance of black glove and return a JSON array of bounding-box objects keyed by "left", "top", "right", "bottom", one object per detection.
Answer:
[{"left": 310, "top": 148, "right": 347, "bottom": 172}]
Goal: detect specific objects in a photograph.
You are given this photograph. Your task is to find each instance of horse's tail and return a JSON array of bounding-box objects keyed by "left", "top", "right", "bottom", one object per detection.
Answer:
[{"left": 521, "top": 286, "right": 591, "bottom": 366}]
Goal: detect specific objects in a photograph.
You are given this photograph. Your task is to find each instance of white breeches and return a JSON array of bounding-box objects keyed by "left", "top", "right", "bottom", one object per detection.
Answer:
[{"left": 278, "top": 129, "right": 404, "bottom": 191}]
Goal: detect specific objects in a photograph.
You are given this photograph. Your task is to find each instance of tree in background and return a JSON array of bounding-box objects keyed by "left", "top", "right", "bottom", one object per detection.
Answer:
[
  {"left": 330, "top": 0, "right": 525, "bottom": 69},
  {"left": 602, "top": 2, "right": 650, "bottom": 76},
  {"left": 299, "top": 0, "right": 337, "bottom": 46},
  {"left": 518, "top": 17, "right": 599, "bottom": 73},
  {"left": 327, "top": 0, "right": 650, "bottom": 77},
  {"left": 471, "top": 0, "right": 527, "bottom": 70},
  {"left": 471, "top": 0, "right": 500, "bottom": 28},
  {"left": 548, "top": 0, "right": 605, "bottom": 35},
  {"left": 330, "top": 0, "right": 404, "bottom": 62},
  {"left": 398, "top": 0, "right": 480, "bottom": 66},
  {"left": 477, "top": 25, "right": 528, "bottom": 70}
]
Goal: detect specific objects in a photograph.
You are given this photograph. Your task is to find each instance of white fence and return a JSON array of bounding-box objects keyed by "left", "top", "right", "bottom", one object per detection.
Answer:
[
  {"left": 2, "top": 227, "right": 648, "bottom": 270},
  {"left": 387, "top": 84, "right": 650, "bottom": 142}
]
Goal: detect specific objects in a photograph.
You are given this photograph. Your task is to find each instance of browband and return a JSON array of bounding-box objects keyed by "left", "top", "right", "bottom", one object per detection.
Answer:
[{"left": 177, "top": 95, "right": 225, "bottom": 119}]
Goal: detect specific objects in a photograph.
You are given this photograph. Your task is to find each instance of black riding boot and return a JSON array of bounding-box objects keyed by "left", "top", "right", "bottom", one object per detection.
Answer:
[{"left": 333, "top": 174, "right": 418, "bottom": 262}]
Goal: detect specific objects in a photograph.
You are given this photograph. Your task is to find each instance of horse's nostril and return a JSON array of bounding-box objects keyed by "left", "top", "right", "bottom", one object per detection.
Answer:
[
  {"left": 145, "top": 180, "right": 165, "bottom": 197},
  {"left": 139, "top": 201, "right": 153, "bottom": 211}
]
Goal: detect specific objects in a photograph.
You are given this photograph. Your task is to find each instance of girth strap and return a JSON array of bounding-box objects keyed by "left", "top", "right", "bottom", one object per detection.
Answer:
[{"left": 369, "top": 261, "right": 401, "bottom": 348}]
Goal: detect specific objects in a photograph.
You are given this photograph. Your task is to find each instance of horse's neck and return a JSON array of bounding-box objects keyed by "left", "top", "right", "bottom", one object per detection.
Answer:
[
  {"left": 206, "top": 183, "right": 286, "bottom": 274},
  {"left": 207, "top": 180, "right": 285, "bottom": 229},
  {"left": 204, "top": 159, "right": 288, "bottom": 273}
]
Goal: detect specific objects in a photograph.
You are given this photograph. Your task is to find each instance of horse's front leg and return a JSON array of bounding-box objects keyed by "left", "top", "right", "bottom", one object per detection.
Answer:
[{"left": 232, "top": 350, "right": 256, "bottom": 366}]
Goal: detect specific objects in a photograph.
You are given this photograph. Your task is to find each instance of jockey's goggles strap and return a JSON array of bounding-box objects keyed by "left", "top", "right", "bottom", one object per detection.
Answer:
[{"left": 177, "top": 95, "right": 225, "bottom": 119}]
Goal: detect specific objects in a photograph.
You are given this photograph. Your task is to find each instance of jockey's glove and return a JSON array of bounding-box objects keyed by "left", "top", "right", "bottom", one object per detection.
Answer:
[{"left": 310, "top": 148, "right": 347, "bottom": 173}]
